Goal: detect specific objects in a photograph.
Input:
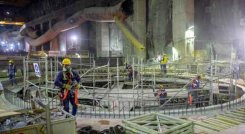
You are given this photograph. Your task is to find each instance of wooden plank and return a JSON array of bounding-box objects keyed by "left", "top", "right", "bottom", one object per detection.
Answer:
[
  {"left": 202, "top": 120, "right": 228, "bottom": 129},
  {"left": 157, "top": 113, "right": 187, "bottom": 123},
  {"left": 164, "top": 122, "right": 193, "bottom": 134},
  {"left": 231, "top": 110, "right": 245, "bottom": 116},
  {"left": 204, "top": 119, "right": 231, "bottom": 128},
  {"left": 194, "top": 125, "right": 217, "bottom": 134},
  {"left": 237, "top": 108, "right": 245, "bottom": 113},
  {"left": 206, "top": 118, "right": 236, "bottom": 127},
  {"left": 0, "top": 111, "right": 21, "bottom": 118},
  {"left": 170, "top": 125, "right": 193, "bottom": 134},
  {"left": 228, "top": 112, "right": 245, "bottom": 118},
  {"left": 220, "top": 114, "right": 244, "bottom": 123},
  {"left": 124, "top": 126, "right": 140, "bottom": 134},
  {"left": 222, "top": 114, "right": 245, "bottom": 121},
  {"left": 123, "top": 120, "right": 158, "bottom": 134},
  {"left": 233, "top": 110, "right": 245, "bottom": 115},
  {"left": 156, "top": 115, "right": 162, "bottom": 133},
  {"left": 194, "top": 121, "right": 222, "bottom": 132},
  {"left": 216, "top": 116, "right": 241, "bottom": 125},
  {"left": 132, "top": 121, "right": 183, "bottom": 125},
  {"left": 127, "top": 113, "right": 155, "bottom": 121}
]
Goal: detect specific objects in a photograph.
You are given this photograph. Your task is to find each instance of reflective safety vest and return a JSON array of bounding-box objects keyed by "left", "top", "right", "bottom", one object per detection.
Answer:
[
  {"left": 160, "top": 56, "right": 168, "bottom": 64},
  {"left": 188, "top": 94, "right": 193, "bottom": 105}
]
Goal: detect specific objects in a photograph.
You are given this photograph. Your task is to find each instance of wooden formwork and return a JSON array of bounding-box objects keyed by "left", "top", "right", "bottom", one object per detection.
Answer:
[
  {"left": 122, "top": 113, "right": 194, "bottom": 134},
  {"left": 193, "top": 107, "right": 245, "bottom": 133}
]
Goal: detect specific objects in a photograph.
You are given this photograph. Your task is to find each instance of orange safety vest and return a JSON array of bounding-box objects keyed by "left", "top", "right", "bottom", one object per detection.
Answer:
[
  {"left": 188, "top": 94, "right": 193, "bottom": 106},
  {"left": 62, "top": 73, "right": 79, "bottom": 106}
]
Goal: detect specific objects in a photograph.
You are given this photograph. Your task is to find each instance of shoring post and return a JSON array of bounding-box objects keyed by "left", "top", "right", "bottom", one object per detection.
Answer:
[
  {"left": 45, "top": 57, "right": 52, "bottom": 134},
  {"left": 38, "top": 58, "right": 41, "bottom": 88},
  {"left": 132, "top": 57, "right": 135, "bottom": 99},
  {"left": 140, "top": 58, "right": 143, "bottom": 107},
  {"left": 215, "top": 54, "right": 217, "bottom": 75},
  {"left": 50, "top": 58, "right": 53, "bottom": 81},
  {"left": 108, "top": 60, "right": 110, "bottom": 89},
  {"left": 229, "top": 46, "right": 234, "bottom": 102},
  {"left": 56, "top": 56, "right": 58, "bottom": 73},
  {"left": 45, "top": 58, "right": 48, "bottom": 96},
  {"left": 154, "top": 67, "right": 156, "bottom": 88},
  {"left": 235, "top": 77, "right": 237, "bottom": 99},
  {"left": 117, "top": 58, "right": 119, "bottom": 99},
  {"left": 80, "top": 55, "right": 82, "bottom": 71},
  {"left": 23, "top": 57, "right": 26, "bottom": 97},
  {"left": 26, "top": 57, "right": 29, "bottom": 94},
  {"left": 234, "top": 59, "right": 238, "bottom": 100},
  {"left": 93, "top": 60, "right": 95, "bottom": 107},
  {"left": 209, "top": 44, "right": 214, "bottom": 105}
]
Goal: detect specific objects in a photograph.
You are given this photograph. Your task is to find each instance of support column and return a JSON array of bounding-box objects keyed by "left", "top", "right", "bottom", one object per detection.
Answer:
[
  {"left": 133, "top": 0, "right": 146, "bottom": 59},
  {"left": 96, "top": 23, "right": 110, "bottom": 57},
  {"left": 40, "top": 23, "right": 43, "bottom": 51}
]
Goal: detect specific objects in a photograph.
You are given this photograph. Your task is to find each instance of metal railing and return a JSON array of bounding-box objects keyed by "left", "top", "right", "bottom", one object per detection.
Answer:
[
  {"left": 78, "top": 93, "right": 244, "bottom": 119},
  {"left": 2, "top": 57, "right": 245, "bottom": 120}
]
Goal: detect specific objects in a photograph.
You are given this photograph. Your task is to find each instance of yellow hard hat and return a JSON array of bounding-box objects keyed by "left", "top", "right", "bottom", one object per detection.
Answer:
[
  {"left": 160, "top": 85, "right": 164, "bottom": 88},
  {"left": 9, "top": 60, "right": 13, "bottom": 63},
  {"left": 62, "top": 58, "right": 71, "bottom": 65}
]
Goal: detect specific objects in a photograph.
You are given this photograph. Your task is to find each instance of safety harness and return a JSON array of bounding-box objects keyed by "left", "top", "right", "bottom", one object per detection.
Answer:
[
  {"left": 188, "top": 94, "right": 193, "bottom": 106},
  {"left": 62, "top": 72, "right": 79, "bottom": 105}
]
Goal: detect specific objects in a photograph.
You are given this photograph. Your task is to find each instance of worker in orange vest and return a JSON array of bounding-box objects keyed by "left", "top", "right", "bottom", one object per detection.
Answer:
[
  {"left": 188, "top": 75, "right": 201, "bottom": 106},
  {"left": 157, "top": 85, "right": 167, "bottom": 105},
  {"left": 55, "top": 58, "right": 81, "bottom": 116}
]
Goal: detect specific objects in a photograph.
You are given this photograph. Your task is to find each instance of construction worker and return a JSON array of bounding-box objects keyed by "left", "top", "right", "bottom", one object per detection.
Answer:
[
  {"left": 54, "top": 58, "right": 81, "bottom": 116},
  {"left": 157, "top": 85, "right": 167, "bottom": 105},
  {"left": 160, "top": 54, "right": 168, "bottom": 74},
  {"left": 127, "top": 65, "right": 138, "bottom": 81},
  {"left": 188, "top": 75, "right": 201, "bottom": 107},
  {"left": 8, "top": 60, "right": 17, "bottom": 86}
]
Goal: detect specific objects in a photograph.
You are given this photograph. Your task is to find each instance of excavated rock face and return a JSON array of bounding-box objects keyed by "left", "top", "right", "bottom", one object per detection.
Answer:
[
  {"left": 20, "top": 0, "right": 134, "bottom": 48},
  {"left": 121, "top": 0, "right": 133, "bottom": 16}
]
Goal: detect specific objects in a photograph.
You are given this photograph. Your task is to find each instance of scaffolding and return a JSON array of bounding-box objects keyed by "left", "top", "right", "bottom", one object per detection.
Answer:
[{"left": 3, "top": 55, "right": 244, "bottom": 120}]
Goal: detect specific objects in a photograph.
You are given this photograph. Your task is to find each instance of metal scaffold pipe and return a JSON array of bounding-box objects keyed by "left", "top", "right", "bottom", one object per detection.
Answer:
[{"left": 117, "top": 58, "right": 119, "bottom": 99}]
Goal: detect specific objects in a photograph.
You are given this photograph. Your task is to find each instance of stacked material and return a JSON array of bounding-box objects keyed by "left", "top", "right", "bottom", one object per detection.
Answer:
[
  {"left": 123, "top": 113, "right": 194, "bottom": 134},
  {"left": 193, "top": 107, "right": 245, "bottom": 133}
]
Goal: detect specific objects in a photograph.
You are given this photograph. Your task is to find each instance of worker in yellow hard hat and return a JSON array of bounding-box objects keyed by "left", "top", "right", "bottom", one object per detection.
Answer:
[
  {"left": 9, "top": 60, "right": 13, "bottom": 63},
  {"left": 54, "top": 58, "right": 81, "bottom": 116},
  {"left": 160, "top": 54, "right": 168, "bottom": 74},
  {"left": 8, "top": 59, "right": 17, "bottom": 86}
]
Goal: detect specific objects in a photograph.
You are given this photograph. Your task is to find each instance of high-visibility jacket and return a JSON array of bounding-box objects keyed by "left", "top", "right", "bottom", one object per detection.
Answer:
[{"left": 160, "top": 55, "right": 168, "bottom": 64}]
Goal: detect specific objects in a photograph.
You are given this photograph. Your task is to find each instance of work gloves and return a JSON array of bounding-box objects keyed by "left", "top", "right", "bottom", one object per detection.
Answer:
[
  {"left": 76, "top": 84, "right": 81, "bottom": 89},
  {"left": 63, "top": 84, "right": 80, "bottom": 90},
  {"left": 63, "top": 84, "right": 72, "bottom": 90}
]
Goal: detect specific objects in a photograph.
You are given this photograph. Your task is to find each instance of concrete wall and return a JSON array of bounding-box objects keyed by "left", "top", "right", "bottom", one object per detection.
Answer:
[
  {"left": 195, "top": 0, "right": 245, "bottom": 60},
  {"left": 173, "top": 0, "right": 194, "bottom": 59}
]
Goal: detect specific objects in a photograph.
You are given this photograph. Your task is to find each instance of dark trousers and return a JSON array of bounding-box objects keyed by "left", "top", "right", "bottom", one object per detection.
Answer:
[
  {"left": 9, "top": 74, "right": 17, "bottom": 86},
  {"left": 161, "top": 64, "right": 167, "bottom": 74},
  {"left": 63, "top": 92, "right": 77, "bottom": 116},
  {"left": 159, "top": 97, "right": 166, "bottom": 105}
]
